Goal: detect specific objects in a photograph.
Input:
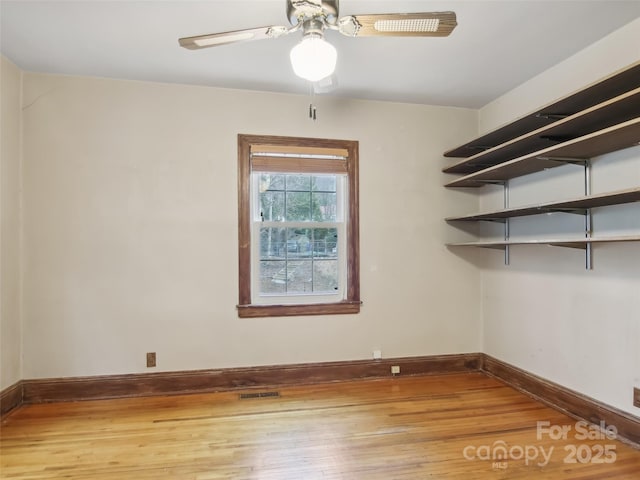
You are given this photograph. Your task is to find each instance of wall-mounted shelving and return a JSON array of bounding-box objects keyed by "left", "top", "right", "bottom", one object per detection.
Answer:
[
  {"left": 445, "top": 118, "right": 640, "bottom": 188},
  {"left": 446, "top": 187, "right": 640, "bottom": 223},
  {"left": 443, "top": 61, "right": 640, "bottom": 269},
  {"left": 448, "top": 236, "right": 640, "bottom": 250},
  {"left": 443, "top": 88, "right": 640, "bottom": 175},
  {"left": 445, "top": 62, "right": 640, "bottom": 158}
]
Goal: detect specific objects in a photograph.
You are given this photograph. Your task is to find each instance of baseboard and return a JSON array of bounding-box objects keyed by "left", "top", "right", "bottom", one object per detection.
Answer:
[
  {"left": 7, "top": 352, "right": 638, "bottom": 448},
  {"left": 22, "top": 353, "right": 482, "bottom": 404},
  {"left": 0, "top": 381, "right": 23, "bottom": 419},
  {"left": 481, "top": 354, "right": 640, "bottom": 447}
]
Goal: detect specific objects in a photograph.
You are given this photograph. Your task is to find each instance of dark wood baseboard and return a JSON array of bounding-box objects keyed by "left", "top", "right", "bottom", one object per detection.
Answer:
[
  {"left": 22, "top": 353, "right": 482, "bottom": 404},
  {"left": 0, "top": 381, "right": 23, "bottom": 419},
  {"left": 5, "top": 352, "right": 638, "bottom": 448},
  {"left": 481, "top": 354, "right": 640, "bottom": 447}
]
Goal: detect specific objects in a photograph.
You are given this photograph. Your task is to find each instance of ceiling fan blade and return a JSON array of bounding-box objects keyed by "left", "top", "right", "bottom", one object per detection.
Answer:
[
  {"left": 338, "top": 12, "right": 457, "bottom": 38},
  {"left": 179, "top": 25, "right": 289, "bottom": 50}
]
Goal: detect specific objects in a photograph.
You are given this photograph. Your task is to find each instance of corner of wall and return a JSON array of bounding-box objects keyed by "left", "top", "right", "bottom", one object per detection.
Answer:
[
  {"left": 0, "top": 55, "right": 25, "bottom": 389},
  {"left": 18, "top": 63, "right": 25, "bottom": 384}
]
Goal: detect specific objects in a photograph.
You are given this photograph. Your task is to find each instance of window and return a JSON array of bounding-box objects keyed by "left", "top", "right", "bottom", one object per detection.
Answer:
[{"left": 237, "top": 134, "right": 360, "bottom": 317}]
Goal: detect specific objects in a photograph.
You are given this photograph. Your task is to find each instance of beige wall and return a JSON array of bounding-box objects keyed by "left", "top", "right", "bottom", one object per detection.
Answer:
[
  {"left": 20, "top": 72, "right": 480, "bottom": 378},
  {"left": 1, "top": 56, "right": 23, "bottom": 389},
  {"left": 478, "top": 19, "right": 640, "bottom": 415},
  {"left": 8, "top": 18, "right": 638, "bottom": 418}
]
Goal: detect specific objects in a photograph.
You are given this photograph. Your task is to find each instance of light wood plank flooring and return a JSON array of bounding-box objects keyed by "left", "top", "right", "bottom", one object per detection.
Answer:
[{"left": 1, "top": 373, "right": 639, "bottom": 479}]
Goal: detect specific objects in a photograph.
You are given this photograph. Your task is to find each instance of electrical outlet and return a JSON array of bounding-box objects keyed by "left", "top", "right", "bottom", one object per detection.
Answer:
[
  {"left": 373, "top": 350, "right": 382, "bottom": 360},
  {"left": 146, "top": 352, "right": 156, "bottom": 368},
  {"left": 391, "top": 365, "right": 400, "bottom": 375},
  {"left": 634, "top": 387, "right": 640, "bottom": 408}
]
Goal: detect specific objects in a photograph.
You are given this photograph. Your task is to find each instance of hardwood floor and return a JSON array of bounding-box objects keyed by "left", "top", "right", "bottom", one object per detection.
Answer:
[{"left": 1, "top": 373, "right": 639, "bottom": 479}]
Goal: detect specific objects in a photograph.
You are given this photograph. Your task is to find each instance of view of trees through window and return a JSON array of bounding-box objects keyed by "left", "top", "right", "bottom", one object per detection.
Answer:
[{"left": 258, "top": 173, "right": 340, "bottom": 295}]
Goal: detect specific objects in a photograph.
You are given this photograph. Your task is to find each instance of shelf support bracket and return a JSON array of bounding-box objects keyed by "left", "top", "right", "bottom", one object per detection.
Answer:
[
  {"left": 546, "top": 207, "right": 589, "bottom": 216},
  {"left": 536, "top": 156, "right": 589, "bottom": 166},
  {"left": 584, "top": 160, "right": 593, "bottom": 270},
  {"left": 483, "top": 218, "right": 508, "bottom": 224},
  {"left": 473, "top": 179, "right": 507, "bottom": 186},
  {"left": 535, "top": 112, "right": 572, "bottom": 120},
  {"left": 476, "top": 244, "right": 508, "bottom": 251},
  {"left": 549, "top": 242, "right": 588, "bottom": 250},
  {"left": 504, "top": 180, "right": 510, "bottom": 265}
]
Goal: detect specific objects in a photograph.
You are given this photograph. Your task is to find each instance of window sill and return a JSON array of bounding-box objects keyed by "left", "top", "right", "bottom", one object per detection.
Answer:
[{"left": 237, "top": 301, "right": 361, "bottom": 318}]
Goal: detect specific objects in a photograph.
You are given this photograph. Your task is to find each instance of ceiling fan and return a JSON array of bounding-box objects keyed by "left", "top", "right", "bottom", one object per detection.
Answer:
[{"left": 179, "top": 0, "right": 457, "bottom": 82}]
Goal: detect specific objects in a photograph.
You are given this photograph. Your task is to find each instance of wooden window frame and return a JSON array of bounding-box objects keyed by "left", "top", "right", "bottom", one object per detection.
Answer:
[{"left": 237, "top": 134, "right": 361, "bottom": 318}]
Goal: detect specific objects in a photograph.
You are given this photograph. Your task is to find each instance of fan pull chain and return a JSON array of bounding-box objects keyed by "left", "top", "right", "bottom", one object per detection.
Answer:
[{"left": 308, "top": 83, "right": 317, "bottom": 121}]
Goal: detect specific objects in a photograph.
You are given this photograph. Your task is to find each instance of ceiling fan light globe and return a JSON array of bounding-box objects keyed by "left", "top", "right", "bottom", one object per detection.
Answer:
[{"left": 290, "top": 36, "right": 337, "bottom": 82}]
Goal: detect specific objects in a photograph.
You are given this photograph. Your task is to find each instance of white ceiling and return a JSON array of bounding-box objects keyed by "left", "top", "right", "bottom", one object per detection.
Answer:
[{"left": 2, "top": 1, "right": 639, "bottom": 108}]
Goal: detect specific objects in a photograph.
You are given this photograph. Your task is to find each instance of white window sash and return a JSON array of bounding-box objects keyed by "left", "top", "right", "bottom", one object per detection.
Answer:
[{"left": 250, "top": 173, "right": 348, "bottom": 305}]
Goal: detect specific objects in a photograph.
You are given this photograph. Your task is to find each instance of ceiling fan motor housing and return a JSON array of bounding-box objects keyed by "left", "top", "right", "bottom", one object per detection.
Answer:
[
  {"left": 301, "top": 17, "right": 326, "bottom": 38},
  {"left": 288, "top": 0, "right": 339, "bottom": 26}
]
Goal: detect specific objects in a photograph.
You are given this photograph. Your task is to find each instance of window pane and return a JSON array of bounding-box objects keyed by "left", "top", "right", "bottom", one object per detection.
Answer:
[
  {"left": 259, "top": 260, "right": 286, "bottom": 294},
  {"left": 286, "top": 260, "right": 312, "bottom": 293},
  {"left": 269, "top": 174, "right": 285, "bottom": 191},
  {"left": 260, "top": 191, "right": 284, "bottom": 221},
  {"left": 313, "top": 260, "right": 339, "bottom": 292},
  {"left": 286, "top": 228, "right": 311, "bottom": 257},
  {"left": 286, "top": 192, "right": 311, "bottom": 221},
  {"left": 311, "top": 228, "right": 337, "bottom": 259},
  {"left": 259, "top": 174, "right": 284, "bottom": 192},
  {"left": 312, "top": 175, "right": 336, "bottom": 192},
  {"left": 312, "top": 193, "right": 337, "bottom": 221},
  {"left": 260, "top": 227, "right": 286, "bottom": 259},
  {"left": 285, "top": 174, "right": 310, "bottom": 191}
]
